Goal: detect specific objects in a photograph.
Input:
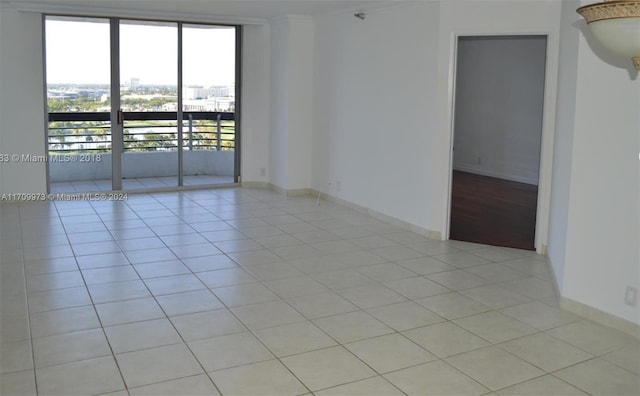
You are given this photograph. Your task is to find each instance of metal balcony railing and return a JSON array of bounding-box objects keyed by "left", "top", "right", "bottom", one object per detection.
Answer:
[{"left": 48, "top": 111, "right": 235, "bottom": 154}]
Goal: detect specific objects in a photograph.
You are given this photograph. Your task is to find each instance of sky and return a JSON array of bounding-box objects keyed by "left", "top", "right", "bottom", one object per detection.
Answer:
[{"left": 45, "top": 17, "right": 235, "bottom": 86}]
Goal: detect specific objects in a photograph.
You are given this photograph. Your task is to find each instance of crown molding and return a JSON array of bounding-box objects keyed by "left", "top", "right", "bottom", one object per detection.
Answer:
[{"left": 3, "top": 1, "right": 267, "bottom": 25}]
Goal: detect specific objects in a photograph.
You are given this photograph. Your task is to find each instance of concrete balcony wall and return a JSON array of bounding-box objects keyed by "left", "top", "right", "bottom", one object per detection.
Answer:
[{"left": 49, "top": 150, "right": 234, "bottom": 182}]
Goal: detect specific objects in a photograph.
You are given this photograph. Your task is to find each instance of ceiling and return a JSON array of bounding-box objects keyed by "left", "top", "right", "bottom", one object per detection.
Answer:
[{"left": 2, "top": 0, "right": 400, "bottom": 21}]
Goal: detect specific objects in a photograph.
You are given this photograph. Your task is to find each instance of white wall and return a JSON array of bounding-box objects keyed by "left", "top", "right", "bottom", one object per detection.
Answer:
[
  {"left": 241, "top": 24, "right": 271, "bottom": 184},
  {"left": 453, "top": 36, "right": 547, "bottom": 185},
  {"left": 313, "top": 2, "right": 441, "bottom": 233},
  {"left": 0, "top": 6, "right": 47, "bottom": 194},
  {"left": 268, "top": 18, "right": 291, "bottom": 190},
  {"left": 547, "top": 0, "right": 581, "bottom": 293},
  {"left": 268, "top": 16, "right": 314, "bottom": 191},
  {"left": 559, "top": 0, "right": 640, "bottom": 325}
]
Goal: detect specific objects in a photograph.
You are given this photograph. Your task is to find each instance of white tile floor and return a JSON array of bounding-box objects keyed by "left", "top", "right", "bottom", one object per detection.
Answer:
[{"left": 1, "top": 187, "right": 639, "bottom": 396}]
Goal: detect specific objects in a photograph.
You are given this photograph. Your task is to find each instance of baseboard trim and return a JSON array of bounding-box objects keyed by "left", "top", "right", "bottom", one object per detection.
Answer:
[
  {"left": 560, "top": 297, "right": 640, "bottom": 339},
  {"left": 265, "top": 183, "right": 313, "bottom": 197},
  {"left": 312, "top": 189, "right": 441, "bottom": 240}
]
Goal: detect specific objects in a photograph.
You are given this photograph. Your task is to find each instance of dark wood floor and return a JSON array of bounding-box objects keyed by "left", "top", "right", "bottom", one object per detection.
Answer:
[{"left": 450, "top": 171, "right": 538, "bottom": 251}]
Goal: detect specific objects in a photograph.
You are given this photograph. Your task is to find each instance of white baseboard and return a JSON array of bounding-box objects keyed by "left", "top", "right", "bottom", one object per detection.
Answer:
[
  {"left": 560, "top": 297, "right": 640, "bottom": 340},
  {"left": 312, "top": 189, "right": 441, "bottom": 241}
]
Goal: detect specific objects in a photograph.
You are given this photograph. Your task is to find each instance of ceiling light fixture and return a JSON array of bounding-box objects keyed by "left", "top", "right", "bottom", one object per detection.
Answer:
[{"left": 577, "top": 0, "right": 640, "bottom": 69}]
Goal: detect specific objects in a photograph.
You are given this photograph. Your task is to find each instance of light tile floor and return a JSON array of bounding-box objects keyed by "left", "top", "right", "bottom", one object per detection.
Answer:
[{"left": 1, "top": 188, "right": 639, "bottom": 396}]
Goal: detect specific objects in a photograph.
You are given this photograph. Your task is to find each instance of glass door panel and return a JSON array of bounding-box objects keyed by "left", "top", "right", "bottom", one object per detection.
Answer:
[
  {"left": 119, "top": 20, "right": 178, "bottom": 190},
  {"left": 45, "top": 16, "right": 112, "bottom": 193},
  {"left": 181, "top": 24, "right": 236, "bottom": 186}
]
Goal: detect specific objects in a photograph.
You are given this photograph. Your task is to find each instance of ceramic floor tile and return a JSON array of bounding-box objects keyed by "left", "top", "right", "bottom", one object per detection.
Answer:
[
  {"left": 446, "top": 346, "right": 545, "bottom": 391},
  {"left": 170, "top": 309, "right": 246, "bottom": 341},
  {"left": 104, "top": 318, "right": 182, "bottom": 354},
  {"left": 453, "top": 311, "right": 537, "bottom": 344},
  {"left": 427, "top": 270, "right": 493, "bottom": 291},
  {"left": 555, "top": 358, "right": 640, "bottom": 396},
  {"left": 28, "top": 286, "right": 92, "bottom": 313},
  {"left": 82, "top": 265, "right": 140, "bottom": 285},
  {"left": 281, "top": 346, "right": 376, "bottom": 392},
  {"left": 263, "top": 276, "right": 329, "bottom": 299},
  {"left": 209, "top": 360, "right": 307, "bottom": 396},
  {"left": 546, "top": 320, "right": 637, "bottom": 355},
  {"left": 601, "top": 346, "right": 640, "bottom": 375},
  {"left": 181, "top": 254, "right": 238, "bottom": 273},
  {"left": 188, "top": 332, "right": 274, "bottom": 372},
  {"left": 403, "top": 322, "right": 490, "bottom": 358},
  {"left": 72, "top": 241, "right": 121, "bottom": 256},
  {"left": 75, "top": 252, "right": 131, "bottom": 270},
  {"left": 254, "top": 321, "right": 337, "bottom": 357},
  {"left": 313, "top": 310, "right": 394, "bottom": 344},
  {"left": 497, "top": 374, "right": 588, "bottom": 395},
  {"left": 468, "top": 247, "right": 522, "bottom": 262},
  {"left": 243, "top": 262, "right": 304, "bottom": 281},
  {"left": 384, "top": 360, "right": 489, "bottom": 396},
  {"left": 95, "top": 297, "right": 165, "bottom": 327},
  {"left": 128, "top": 374, "right": 220, "bottom": 395},
  {"left": 370, "top": 245, "right": 424, "bottom": 261},
  {"left": 396, "top": 256, "right": 456, "bottom": 275},
  {"left": 196, "top": 268, "right": 257, "bottom": 288},
  {"left": 500, "top": 277, "right": 557, "bottom": 300},
  {"left": 33, "top": 328, "right": 111, "bottom": 368},
  {"left": 134, "top": 260, "right": 191, "bottom": 279},
  {"left": 231, "top": 300, "right": 307, "bottom": 330},
  {"left": 144, "top": 274, "right": 206, "bottom": 296},
  {"left": 501, "top": 257, "right": 550, "bottom": 275},
  {"left": 499, "top": 301, "right": 579, "bottom": 330},
  {"left": 30, "top": 306, "right": 101, "bottom": 338},
  {"left": 153, "top": 283, "right": 223, "bottom": 310},
  {"left": 416, "top": 292, "right": 492, "bottom": 320},
  {"left": 1, "top": 370, "right": 37, "bottom": 396},
  {"left": 116, "top": 343, "right": 203, "bottom": 388},
  {"left": 464, "top": 263, "right": 529, "bottom": 283},
  {"left": 315, "top": 376, "right": 404, "bottom": 396},
  {"left": 500, "top": 332, "right": 593, "bottom": 372},
  {"left": 24, "top": 257, "right": 78, "bottom": 275},
  {"left": 36, "top": 356, "right": 125, "bottom": 396},
  {"left": 384, "top": 276, "right": 451, "bottom": 299},
  {"left": 311, "top": 269, "right": 374, "bottom": 290},
  {"left": 460, "top": 285, "right": 531, "bottom": 310},
  {"left": 125, "top": 248, "right": 178, "bottom": 265},
  {"left": 26, "top": 270, "right": 85, "bottom": 292},
  {"left": 212, "top": 282, "right": 280, "bottom": 307},
  {"left": 286, "top": 291, "right": 360, "bottom": 319},
  {"left": 345, "top": 333, "right": 436, "bottom": 374},
  {"left": 88, "top": 280, "right": 151, "bottom": 304},
  {"left": 354, "top": 263, "right": 415, "bottom": 283},
  {"left": 338, "top": 283, "right": 407, "bottom": 310},
  {"left": 434, "top": 252, "right": 491, "bottom": 268},
  {"left": 0, "top": 340, "right": 33, "bottom": 374},
  {"left": 366, "top": 301, "right": 445, "bottom": 331}
]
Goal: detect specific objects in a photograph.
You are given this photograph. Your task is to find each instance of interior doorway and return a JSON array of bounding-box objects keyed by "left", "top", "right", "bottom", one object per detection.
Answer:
[{"left": 449, "top": 35, "right": 547, "bottom": 251}]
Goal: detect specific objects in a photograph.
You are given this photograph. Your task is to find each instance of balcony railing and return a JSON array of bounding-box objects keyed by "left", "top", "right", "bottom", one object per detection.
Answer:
[{"left": 48, "top": 111, "right": 235, "bottom": 154}]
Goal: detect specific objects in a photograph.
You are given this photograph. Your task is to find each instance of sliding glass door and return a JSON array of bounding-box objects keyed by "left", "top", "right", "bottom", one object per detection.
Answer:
[
  {"left": 45, "top": 17, "right": 112, "bottom": 193},
  {"left": 45, "top": 16, "right": 239, "bottom": 193},
  {"left": 182, "top": 24, "right": 236, "bottom": 187},
  {"left": 119, "top": 20, "right": 179, "bottom": 190}
]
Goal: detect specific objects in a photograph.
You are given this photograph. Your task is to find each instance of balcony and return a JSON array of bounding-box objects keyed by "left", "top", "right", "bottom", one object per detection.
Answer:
[{"left": 48, "top": 111, "right": 235, "bottom": 192}]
